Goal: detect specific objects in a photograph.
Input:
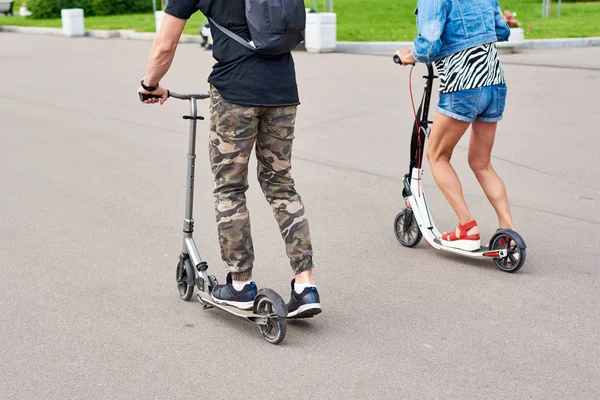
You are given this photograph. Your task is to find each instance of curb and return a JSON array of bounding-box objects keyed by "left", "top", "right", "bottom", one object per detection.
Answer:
[
  {"left": 86, "top": 29, "right": 120, "bottom": 39},
  {"left": 336, "top": 37, "right": 600, "bottom": 54},
  {"left": 0, "top": 25, "right": 204, "bottom": 42},
  {"left": 0, "top": 25, "right": 64, "bottom": 35},
  {"left": 336, "top": 41, "right": 412, "bottom": 53},
  {"left": 1, "top": 25, "right": 599, "bottom": 51},
  {"left": 520, "top": 37, "right": 600, "bottom": 49},
  {"left": 336, "top": 41, "right": 523, "bottom": 54}
]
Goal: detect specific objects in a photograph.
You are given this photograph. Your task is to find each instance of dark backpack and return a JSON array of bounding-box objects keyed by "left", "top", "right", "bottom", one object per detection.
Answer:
[{"left": 210, "top": 0, "right": 306, "bottom": 56}]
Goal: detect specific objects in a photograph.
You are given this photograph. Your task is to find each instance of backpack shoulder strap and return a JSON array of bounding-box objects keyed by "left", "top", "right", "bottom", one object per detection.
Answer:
[{"left": 209, "top": 18, "right": 256, "bottom": 51}]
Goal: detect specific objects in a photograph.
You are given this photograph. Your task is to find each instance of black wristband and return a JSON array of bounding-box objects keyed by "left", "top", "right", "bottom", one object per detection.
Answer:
[{"left": 141, "top": 78, "right": 158, "bottom": 92}]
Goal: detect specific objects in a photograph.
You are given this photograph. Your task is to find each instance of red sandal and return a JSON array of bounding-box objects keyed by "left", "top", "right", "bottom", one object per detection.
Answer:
[{"left": 441, "top": 220, "right": 481, "bottom": 252}]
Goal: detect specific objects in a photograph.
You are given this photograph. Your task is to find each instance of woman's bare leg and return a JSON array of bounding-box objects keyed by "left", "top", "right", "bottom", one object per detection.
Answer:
[
  {"left": 468, "top": 120, "right": 515, "bottom": 230},
  {"left": 427, "top": 112, "right": 479, "bottom": 236}
]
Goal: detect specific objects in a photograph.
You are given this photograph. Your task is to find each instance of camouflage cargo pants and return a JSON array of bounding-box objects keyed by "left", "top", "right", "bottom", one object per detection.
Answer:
[{"left": 208, "top": 86, "right": 314, "bottom": 281}]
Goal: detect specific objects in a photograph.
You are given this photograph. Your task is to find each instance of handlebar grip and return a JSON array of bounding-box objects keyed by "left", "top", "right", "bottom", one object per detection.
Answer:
[
  {"left": 139, "top": 92, "right": 167, "bottom": 102},
  {"left": 393, "top": 55, "right": 402, "bottom": 64}
]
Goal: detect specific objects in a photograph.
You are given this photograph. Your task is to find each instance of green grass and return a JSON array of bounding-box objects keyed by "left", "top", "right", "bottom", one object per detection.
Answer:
[
  {"left": 1, "top": 0, "right": 599, "bottom": 40},
  {"left": 333, "top": 1, "right": 418, "bottom": 41},
  {"left": 0, "top": 8, "right": 207, "bottom": 34},
  {"left": 502, "top": 0, "right": 600, "bottom": 39},
  {"left": 331, "top": 0, "right": 600, "bottom": 41}
]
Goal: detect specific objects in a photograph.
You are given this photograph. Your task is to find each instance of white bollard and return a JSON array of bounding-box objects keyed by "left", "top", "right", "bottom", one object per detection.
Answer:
[
  {"left": 304, "top": 12, "right": 337, "bottom": 53},
  {"left": 508, "top": 27, "right": 525, "bottom": 46},
  {"left": 61, "top": 8, "right": 85, "bottom": 37},
  {"left": 155, "top": 11, "right": 165, "bottom": 33}
]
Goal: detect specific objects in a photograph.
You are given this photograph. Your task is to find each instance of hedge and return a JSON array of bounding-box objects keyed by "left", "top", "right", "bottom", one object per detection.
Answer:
[{"left": 28, "top": 0, "right": 153, "bottom": 19}]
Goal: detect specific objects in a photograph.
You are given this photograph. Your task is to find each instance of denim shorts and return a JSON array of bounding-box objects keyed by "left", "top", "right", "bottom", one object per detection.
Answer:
[{"left": 437, "top": 84, "right": 507, "bottom": 123}]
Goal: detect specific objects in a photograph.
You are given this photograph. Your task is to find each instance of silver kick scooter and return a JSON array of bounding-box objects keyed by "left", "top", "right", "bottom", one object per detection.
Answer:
[{"left": 140, "top": 91, "right": 288, "bottom": 344}]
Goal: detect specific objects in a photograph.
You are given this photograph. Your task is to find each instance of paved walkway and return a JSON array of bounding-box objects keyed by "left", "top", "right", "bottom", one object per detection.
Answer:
[{"left": 1, "top": 33, "right": 599, "bottom": 399}]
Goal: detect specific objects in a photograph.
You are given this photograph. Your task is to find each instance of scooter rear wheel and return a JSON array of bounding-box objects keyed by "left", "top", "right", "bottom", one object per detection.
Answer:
[
  {"left": 489, "top": 231, "right": 526, "bottom": 273},
  {"left": 394, "top": 209, "right": 422, "bottom": 247},
  {"left": 253, "top": 289, "right": 287, "bottom": 345}
]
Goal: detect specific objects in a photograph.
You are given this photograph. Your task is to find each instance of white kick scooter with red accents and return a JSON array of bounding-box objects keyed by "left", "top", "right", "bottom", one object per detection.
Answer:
[{"left": 391, "top": 55, "right": 527, "bottom": 273}]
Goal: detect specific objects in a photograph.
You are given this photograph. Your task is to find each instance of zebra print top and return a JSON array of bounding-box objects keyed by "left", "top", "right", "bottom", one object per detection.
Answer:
[{"left": 434, "top": 43, "right": 505, "bottom": 93}]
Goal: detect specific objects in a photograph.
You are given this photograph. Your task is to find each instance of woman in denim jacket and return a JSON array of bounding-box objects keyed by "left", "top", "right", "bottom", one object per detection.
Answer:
[{"left": 395, "top": 0, "right": 515, "bottom": 252}]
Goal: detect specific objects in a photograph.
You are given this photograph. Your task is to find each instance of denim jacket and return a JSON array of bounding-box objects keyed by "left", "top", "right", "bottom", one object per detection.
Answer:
[{"left": 413, "top": 0, "right": 511, "bottom": 64}]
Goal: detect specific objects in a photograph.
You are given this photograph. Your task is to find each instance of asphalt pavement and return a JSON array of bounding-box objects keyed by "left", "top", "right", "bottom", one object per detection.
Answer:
[{"left": 1, "top": 33, "right": 599, "bottom": 399}]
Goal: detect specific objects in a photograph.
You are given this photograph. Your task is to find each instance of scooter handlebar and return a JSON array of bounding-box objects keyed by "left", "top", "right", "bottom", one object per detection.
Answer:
[
  {"left": 169, "top": 92, "right": 210, "bottom": 100},
  {"left": 393, "top": 54, "right": 417, "bottom": 66},
  {"left": 138, "top": 91, "right": 209, "bottom": 102},
  {"left": 138, "top": 91, "right": 169, "bottom": 102}
]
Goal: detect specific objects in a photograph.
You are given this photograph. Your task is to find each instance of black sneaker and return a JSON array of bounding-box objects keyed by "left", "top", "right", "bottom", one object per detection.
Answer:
[
  {"left": 287, "top": 279, "right": 322, "bottom": 318},
  {"left": 211, "top": 273, "right": 257, "bottom": 310}
]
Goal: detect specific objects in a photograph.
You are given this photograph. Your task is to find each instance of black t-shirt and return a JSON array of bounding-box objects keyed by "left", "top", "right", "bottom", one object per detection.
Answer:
[{"left": 165, "top": 0, "right": 299, "bottom": 107}]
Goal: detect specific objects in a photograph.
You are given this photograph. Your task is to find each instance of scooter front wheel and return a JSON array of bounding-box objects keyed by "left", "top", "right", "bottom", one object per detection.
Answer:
[
  {"left": 253, "top": 289, "right": 287, "bottom": 345},
  {"left": 394, "top": 209, "right": 422, "bottom": 248},
  {"left": 176, "top": 258, "right": 195, "bottom": 301},
  {"left": 489, "top": 230, "right": 526, "bottom": 273}
]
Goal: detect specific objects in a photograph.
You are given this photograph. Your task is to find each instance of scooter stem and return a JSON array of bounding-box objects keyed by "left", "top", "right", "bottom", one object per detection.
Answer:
[{"left": 183, "top": 98, "right": 198, "bottom": 244}]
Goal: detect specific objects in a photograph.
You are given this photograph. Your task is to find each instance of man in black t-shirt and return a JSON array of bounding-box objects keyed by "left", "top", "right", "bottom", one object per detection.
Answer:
[{"left": 137, "top": 0, "right": 321, "bottom": 318}]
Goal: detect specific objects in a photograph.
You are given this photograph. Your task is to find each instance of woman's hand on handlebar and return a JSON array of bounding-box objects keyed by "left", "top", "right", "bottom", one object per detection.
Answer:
[
  {"left": 137, "top": 85, "right": 170, "bottom": 105},
  {"left": 394, "top": 49, "right": 416, "bottom": 66}
]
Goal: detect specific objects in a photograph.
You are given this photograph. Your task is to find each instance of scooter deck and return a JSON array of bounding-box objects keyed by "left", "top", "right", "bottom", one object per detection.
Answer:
[
  {"left": 433, "top": 238, "right": 504, "bottom": 258},
  {"left": 196, "top": 290, "right": 267, "bottom": 324}
]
